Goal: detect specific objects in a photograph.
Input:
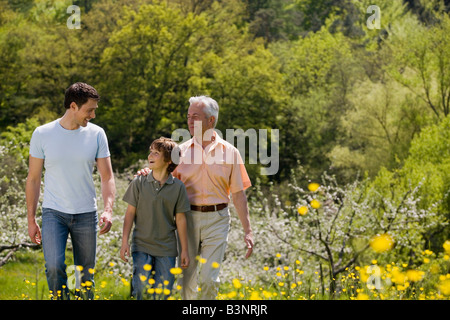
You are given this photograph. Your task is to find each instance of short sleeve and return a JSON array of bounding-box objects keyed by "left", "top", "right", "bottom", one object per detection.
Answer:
[
  {"left": 96, "top": 128, "right": 110, "bottom": 159},
  {"left": 175, "top": 182, "right": 191, "bottom": 214},
  {"left": 122, "top": 177, "right": 140, "bottom": 208},
  {"left": 29, "top": 129, "right": 45, "bottom": 159},
  {"left": 229, "top": 149, "right": 251, "bottom": 194}
]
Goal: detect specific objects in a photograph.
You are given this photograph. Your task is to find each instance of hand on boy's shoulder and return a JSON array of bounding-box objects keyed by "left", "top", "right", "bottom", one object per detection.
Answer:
[{"left": 135, "top": 167, "right": 150, "bottom": 177}]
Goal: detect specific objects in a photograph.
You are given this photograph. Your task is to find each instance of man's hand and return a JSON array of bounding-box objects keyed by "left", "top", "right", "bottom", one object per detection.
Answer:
[
  {"left": 244, "top": 231, "right": 254, "bottom": 259},
  {"left": 135, "top": 167, "right": 150, "bottom": 177},
  {"left": 99, "top": 210, "right": 112, "bottom": 235},
  {"left": 28, "top": 219, "right": 42, "bottom": 245}
]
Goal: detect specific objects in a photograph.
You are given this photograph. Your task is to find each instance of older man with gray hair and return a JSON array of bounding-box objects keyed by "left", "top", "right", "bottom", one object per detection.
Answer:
[
  {"left": 177, "top": 96, "right": 253, "bottom": 299},
  {"left": 139, "top": 95, "right": 253, "bottom": 300}
]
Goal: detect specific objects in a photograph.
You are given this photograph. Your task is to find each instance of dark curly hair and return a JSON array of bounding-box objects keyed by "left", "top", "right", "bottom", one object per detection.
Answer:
[{"left": 64, "top": 82, "right": 100, "bottom": 109}]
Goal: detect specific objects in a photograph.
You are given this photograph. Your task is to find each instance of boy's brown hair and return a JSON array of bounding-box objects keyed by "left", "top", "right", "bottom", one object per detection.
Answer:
[{"left": 150, "top": 137, "right": 180, "bottom": 173}]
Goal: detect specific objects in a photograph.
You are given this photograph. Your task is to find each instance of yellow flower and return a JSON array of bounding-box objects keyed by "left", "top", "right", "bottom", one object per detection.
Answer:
[
  {"left": 139, "top": 275, "right": 147, "bottom": 282},
  {"left": 356, "top": 293, "right": 369, "bottom": 300},
  {"left": 227, "top": 291, "right": 237, "bottom": 298},
  {"left": 297, "top": 206, "right": 308, "bottom": 216},
  {"left": 196, "top": 256, "right": 207, "bottom": 264},
  {"left": 406, "top": 270, "right": 424, "bottom": 282},
  {"left": 310, "top": 199, "right": 321, "bottom": 209},
  {"left": 232, "top": 278, "right": 242, "bottom": 289},
  {"left": 143, "top": 264, "right": 152, "bottom": 271},
  {"left": 308, "top": 183, "right": 320, "bottom": 192},
  {"left": 443, "top": 240, "right": 450, "bottom": 255},
  {"left": 170, "top": 267, "right": 182, "bottom": 275},
  {"left": 438, "top": 279, "right": 450, "bottom": 296},
  {"left": 263, "top": 266, "right": 269, "bottom": 271},
  {"left": 108, "top": 262, "right": 115, "bottom": 267},
  {"left": 249, "top": 291, "right": 261, "bottom": 300},
  {"left": 211, "top": 262, "right": 220, "bottom": 269},
  {"left": 369, "top": 234, "right": 394, "bottom": 253}
]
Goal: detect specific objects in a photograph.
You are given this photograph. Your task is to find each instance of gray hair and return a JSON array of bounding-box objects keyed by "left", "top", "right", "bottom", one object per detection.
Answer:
[{"left": 189, "top": 95, "right": 219, "bottom": 128}]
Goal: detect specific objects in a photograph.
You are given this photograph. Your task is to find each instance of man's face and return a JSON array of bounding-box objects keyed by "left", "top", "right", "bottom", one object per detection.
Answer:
[
  {"left": 73, "top": 98, "right": 98, "bottom": 127},
  {"left": 187, "top": 102, "right": 214, "bottom": 137}
]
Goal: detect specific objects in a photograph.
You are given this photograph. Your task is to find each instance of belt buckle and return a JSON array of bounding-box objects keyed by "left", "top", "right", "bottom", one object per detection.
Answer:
[{"left": 201, "top": 206, "right": 208, "bottom": 212}]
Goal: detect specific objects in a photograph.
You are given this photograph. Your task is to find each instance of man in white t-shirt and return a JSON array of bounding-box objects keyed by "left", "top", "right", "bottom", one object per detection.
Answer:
[{"left": 26, "top": 82, "right": 116, "bottom": 300}]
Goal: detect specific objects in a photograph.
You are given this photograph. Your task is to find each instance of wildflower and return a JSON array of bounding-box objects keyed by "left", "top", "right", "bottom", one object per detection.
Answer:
[
  {"left": 443, "top": 240, "right": 450, "bottom": 255},
  {"left": 308, "top": 183, "right": 320, "bottom": 192},
  {"left": 310, "top": 199, "right": 321, "bottom": 209},
  {"left": 263, "top": 266, "right": 269, "bottom": 271},
  {"left": 356, "top": 293, "right": 369, "bottom": 300},
  {"left": 232, "top": 278, "right": 242, "bottom": 289},
  {"left": 196, "top": 256, "right": 207, "bottom": 264},
  {"left": 211, "top": 262, "right": 220, "bottom": 269},
  {"left": 369, "top": 234, "right": 394, "bottom": 253},
  {"left": 249, "top": 291, "right": 261, "bottom": 300},
  {"left": 88, "top": 268, "right": 95, "bottom": 274},
  {"left": 297, "top": 206, "right": 308, "bottom": 216},
  {"left": 170, "top": 267, "right": 182, "bottom": 275},
  {"left": 406, "top": 270, "right": 424, "bottom": 282},
  {"left": 143, "top": 264, "right": 152, "bottom": 271},
  {"left": 227, "top": 291, "right": 237, "bottom": 298}
]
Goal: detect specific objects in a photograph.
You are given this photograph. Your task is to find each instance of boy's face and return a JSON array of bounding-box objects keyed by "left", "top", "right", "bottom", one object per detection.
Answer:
[{"left": 148, "top": 147, "right": 170, "bottom": 172}]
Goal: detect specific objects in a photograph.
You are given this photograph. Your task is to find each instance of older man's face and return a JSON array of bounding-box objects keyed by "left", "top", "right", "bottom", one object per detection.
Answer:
[{"left": 187, "top": 102, "right": 214, "bottom": 137}]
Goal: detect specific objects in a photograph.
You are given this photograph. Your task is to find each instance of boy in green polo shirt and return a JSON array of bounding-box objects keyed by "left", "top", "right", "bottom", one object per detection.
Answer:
[{"left": 120, "top": 137, "right": 190, "bottom": 300}]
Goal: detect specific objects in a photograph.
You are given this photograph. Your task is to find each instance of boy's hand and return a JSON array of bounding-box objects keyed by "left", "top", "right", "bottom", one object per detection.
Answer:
[
  {"left": 180, "top": 251, "right": 190, "bottom": 269},
  {"left": 120, "top": 244, "right": 130, "bottom": 262},
  {"left": 135, "top": 167, "right": 150, "bottom": 177}
]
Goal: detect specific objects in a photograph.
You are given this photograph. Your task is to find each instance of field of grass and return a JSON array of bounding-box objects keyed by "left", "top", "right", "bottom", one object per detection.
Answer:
[{"left": 2, "top": 247, "right": 450, "bottom": 300}]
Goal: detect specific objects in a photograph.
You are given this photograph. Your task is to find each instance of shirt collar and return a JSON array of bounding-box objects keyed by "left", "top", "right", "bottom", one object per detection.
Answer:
[
  {"left": 146, "top": 170, "right": 174, "bottom": 184},
  {"left": 190, "top": 130, "right": 225, "bottom": 151}
]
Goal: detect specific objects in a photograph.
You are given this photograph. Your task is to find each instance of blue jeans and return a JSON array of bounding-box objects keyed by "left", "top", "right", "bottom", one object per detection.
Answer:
[
  {"left": 131, "top": 251, "right": 176, "bottom": 300},
  {"left": 41, "top": 208, "right": 98, "bottom": 300}
]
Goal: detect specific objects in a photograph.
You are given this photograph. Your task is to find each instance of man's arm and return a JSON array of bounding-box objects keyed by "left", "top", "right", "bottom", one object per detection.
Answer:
[
  {"left": 231, "top": 190, "right": 253, "bottom": 259},
  {"left": 25, "top": 156, "right": 44, "bottom": 244},
  {"left": 96, "top": 157, "right": 116, "bottom": 235}
]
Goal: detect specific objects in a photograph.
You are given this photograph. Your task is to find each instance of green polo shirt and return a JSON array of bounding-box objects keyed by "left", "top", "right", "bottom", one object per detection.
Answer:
[{"left": 122, "top": 171, "right": 191, "bottom": 257}]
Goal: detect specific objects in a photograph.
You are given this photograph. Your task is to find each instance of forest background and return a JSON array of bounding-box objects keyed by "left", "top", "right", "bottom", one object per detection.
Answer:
[{"left": 1, "top": 0, "right": 450, "bottom": 300}]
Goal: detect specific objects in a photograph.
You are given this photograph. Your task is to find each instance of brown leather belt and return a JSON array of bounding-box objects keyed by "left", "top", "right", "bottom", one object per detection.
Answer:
[{"left": 191, "top": 203, "right": 228, "bottom": 212}]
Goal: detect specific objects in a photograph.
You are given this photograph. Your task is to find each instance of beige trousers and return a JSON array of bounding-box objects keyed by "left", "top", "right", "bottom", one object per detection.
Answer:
[{"left": 178, "top": 207, "right": 230, "bottom": 300}]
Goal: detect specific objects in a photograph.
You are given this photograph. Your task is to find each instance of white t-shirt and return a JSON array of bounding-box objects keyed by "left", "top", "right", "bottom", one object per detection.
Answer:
[{"left": 29, "top": 119, "right": 110, "bottom": 214}]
